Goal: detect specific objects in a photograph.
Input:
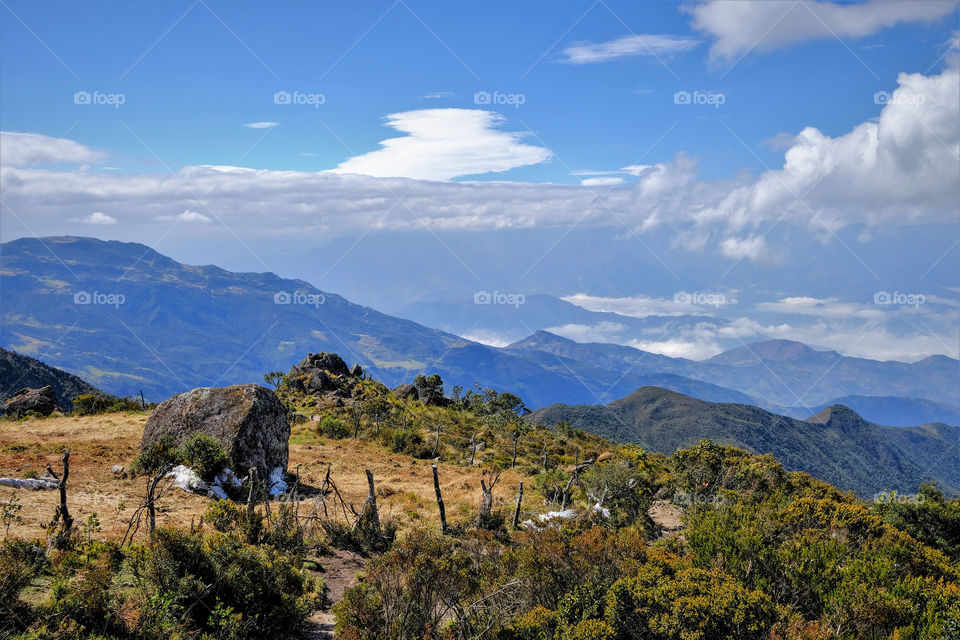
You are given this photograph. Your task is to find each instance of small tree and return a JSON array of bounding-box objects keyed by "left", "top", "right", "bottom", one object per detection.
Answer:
[
  {"left": 414, "top": 374, "right": 445, "bottom": 406},
  {"left": 264, "top": 371, "right": 285, "bottom": 390}
]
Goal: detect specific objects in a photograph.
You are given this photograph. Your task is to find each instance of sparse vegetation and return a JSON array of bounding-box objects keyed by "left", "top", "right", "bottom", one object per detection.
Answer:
[{"left": 2, "top": 364, "right": 958, "bottom": 640}]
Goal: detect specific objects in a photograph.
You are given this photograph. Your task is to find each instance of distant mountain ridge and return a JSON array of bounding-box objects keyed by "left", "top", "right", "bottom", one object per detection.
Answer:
[
  {"left": 1, "top": 237, "right": 956, "bottom": 424},
  {"left": 781, "top": 395, "right": 960, "bottom": 427},
  {"left": 529, "top": 386, "right": 960, "bottom": 496},
  {"left": 0, "top": 347, "right": 104, "bottom": 411},
  {"left": 506, "top": 331, "right": 959, "bottom": 415},
  {"left": 0, "top": 237, "right": 750, "bottom": 408}
]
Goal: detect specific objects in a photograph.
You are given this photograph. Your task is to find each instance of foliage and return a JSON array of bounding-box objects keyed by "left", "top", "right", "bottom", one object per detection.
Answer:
[
  {"left": 873, "top": 483, "right": 960, "bottom": 561},
  {"left": 179, "top": 433, "right": 228, "bottom": 482},
  {"left": 73, "top": 392, "right": 141, "bottom": 416},
  {"left": 319, "top": 415, "right": 350, "bottom": 439}
]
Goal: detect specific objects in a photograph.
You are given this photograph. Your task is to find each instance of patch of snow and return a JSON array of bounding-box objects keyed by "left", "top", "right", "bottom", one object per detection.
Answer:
[
  {"left": 538, "top": 509, "right": 577, "bottom": 522},
  {"left": 592, "top": 503, "right": 611, "bottom": 519},
  {"left": 268, "top": 466, "right": 288, "bottom": 495},
  {"left": 167, "top": 464, "right": 209, "bottom": 494},
  {"left": 0, "top": 477, "right": 58, "bottom": 490}
]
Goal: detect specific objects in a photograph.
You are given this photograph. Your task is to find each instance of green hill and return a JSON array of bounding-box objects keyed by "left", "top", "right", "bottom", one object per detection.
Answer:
[{"left": 529, "top": 386, "right": 960, "bottom": 496}]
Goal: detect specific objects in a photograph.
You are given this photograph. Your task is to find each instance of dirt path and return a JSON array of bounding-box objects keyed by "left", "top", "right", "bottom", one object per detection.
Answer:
[
  {"left": 306, "top": 548, "right": 369, "bottom": 639},
  {"left": 648, "top": 500, "right": 685, "bottom": 537}
]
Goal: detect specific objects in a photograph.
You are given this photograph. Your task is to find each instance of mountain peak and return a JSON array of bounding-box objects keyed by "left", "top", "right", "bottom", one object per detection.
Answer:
[
  {"left": 806, "top": 404, "right": 868, "bottom": 428},
  {"left": 506, "top": 330, "right": 576, "bottom": 351},
  {"left": 708, "top": 339, "right": 825, "bottom": 365}
]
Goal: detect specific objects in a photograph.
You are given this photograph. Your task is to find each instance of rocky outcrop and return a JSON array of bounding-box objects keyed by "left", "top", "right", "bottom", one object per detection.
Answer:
[
  {"left": 4, "top": 385, "right": 58, "bottom": 417},
  {"left": 393, "top": 384, "right": 419, "bottom": 401},
  {"left": 141, "top": 385, "right": 289, "bottom": 481},
  {"left": 284, "top": 352, "right": 367, "bottom": 403}
]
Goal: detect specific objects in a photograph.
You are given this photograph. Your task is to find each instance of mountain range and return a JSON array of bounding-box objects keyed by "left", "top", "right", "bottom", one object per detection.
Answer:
[
  {"left": 528, "top": 386, "right": 960, "bottom": 497},
  {"left": 0, "top": 346, "right": 103, "bottom": 411},
  {"left": 1, "top": 237, "right": 956, "bottom": 427}
]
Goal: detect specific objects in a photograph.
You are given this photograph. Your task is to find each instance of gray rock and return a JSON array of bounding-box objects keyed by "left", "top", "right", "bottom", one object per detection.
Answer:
[
  {"left": 393, "top": 384, "right": 419, "bottom": 400},
  {"left": 299, "top": 352, "right": 349, "bottom": 377},
  {"left": 4, "top": 385, "right": 58, "bottom": 417},
  {"left": 110, "top": 464, "right": 125, "bottom": 476},
  {"left": 141, "top": 385, "right": 289, "bottom": 481},
  {"left": 350, "top": 363, "right": 364, "bottom": 378},
  {"left": 308, "top": 370, "right": 335, "bottom": 393}
]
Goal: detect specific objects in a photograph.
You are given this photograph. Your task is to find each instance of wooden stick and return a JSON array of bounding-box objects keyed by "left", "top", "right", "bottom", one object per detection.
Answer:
[
  {"left": 432, "top": 464, "right": 447, "bottom": 534},
  {"left": 513, "top": 481, "right": 524, "bottom": 528}
]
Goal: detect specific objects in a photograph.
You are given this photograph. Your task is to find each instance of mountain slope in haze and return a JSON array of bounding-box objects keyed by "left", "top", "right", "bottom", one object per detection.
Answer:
[
  {"left": 1, "top": 237, "right": 750, "bottom": 409},
  {"left": 0, "top": 346, "right": 105, "bottom": 411},
  {"left": 783, "top": 395, "right": 960, "bottom": 427},
  {"left": 529, "top": 386, "right": 960, "bottom": 496},
  {"left": 392, "top": 292, "right": 729, "bottom": 349},
  {"left": 508, "top": 331, "right": 960, "bottom": 412},
  {"left": 0, "top": 237, "right": 493, "bottom": 402}
]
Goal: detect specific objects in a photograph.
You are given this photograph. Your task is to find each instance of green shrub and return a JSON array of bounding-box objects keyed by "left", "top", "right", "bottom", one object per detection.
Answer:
[
  {"left": 73, "top": 393, "right": 112, "bottom": 416},
  {"left": 0, "top": 539, "right": 46, "bottom": 632},
  {"left": 390, "top": 429, "right": 423, "bottom": 454},
  {"left": 319, "top": 415, "right": 349, "bottom": 439},
  {"left": 180, "top": 433, "right": 228, "bottom": 481},
  {"left": 133, "top": 434, "right": 181, "bottom": 476},
  {"left": 135, "top": 528, "right": 318, "bottom": 640}
]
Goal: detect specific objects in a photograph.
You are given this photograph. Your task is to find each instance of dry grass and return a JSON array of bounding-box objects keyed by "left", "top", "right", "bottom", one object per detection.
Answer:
[{"left": 0, "top": 413, "right": 530, "bottom": 541}]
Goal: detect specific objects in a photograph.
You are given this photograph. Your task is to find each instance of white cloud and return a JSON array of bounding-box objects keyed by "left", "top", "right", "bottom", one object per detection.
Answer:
[
  {"left": 329, "top": 109, "right": 552, "bottom": 180},
  {"left": 244, "top": 122, "right": 279, "bottom": 129},
  {"left": 545, "top": 321, "right": 628, "bottom": 344},
  {"left": 157, "top": 210, "right": 213, "bottom": 223},
  {"left": 720, "top": 235, "right": 774, "bottom": 263},
  {"left": 424, "top": 91, "right": 454, "bottom": 99},
  {"left": 69, "top": 211, "right": 117, "bottom": 225},
  {"left": 580, "top": 177, "right": 625, "bottom": 187},
  {"left": 687, "top": 0, "right": 959, "bottom": 61},
  {"left": 1, "top": 55, "right": 956, "bottom": 265},
  {"left": 561, "top": 34, "right": 701, "bottom": 64},
  {"left": 0, "top": 132, "right": 105, "bottom": 166},
  {"left": 562, "top": 293, "right": 732, "bottom": 318}
]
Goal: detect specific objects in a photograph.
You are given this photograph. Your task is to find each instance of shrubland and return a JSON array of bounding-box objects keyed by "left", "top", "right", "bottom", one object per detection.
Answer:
[{"left": 1, "top": 364, "right": 958, "bottom": 639}]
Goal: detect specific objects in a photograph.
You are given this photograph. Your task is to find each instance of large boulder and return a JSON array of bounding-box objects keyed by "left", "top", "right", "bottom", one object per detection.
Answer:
[
  {"left": 307, "top": 370, "right": 335, "bottom": 393},
  {"left": 141, "top": 385, "right": 289, "bottom": 481},
  {"left": 297, "top": 352, "right": 350, "bottom": 377},
  {"left": 393, "top": 384, "right": 419, "bottom": 401},
  {"left": 4, "top": 386, "right": 58, "bottom": 417}
]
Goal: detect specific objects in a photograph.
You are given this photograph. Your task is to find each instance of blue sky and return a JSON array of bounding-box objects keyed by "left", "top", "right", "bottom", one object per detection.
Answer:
[
  {"left": 1, "top": 0, "right": 959, "bottom": 362},
  {"left": 2, "top": 1, "right": 956, "bottom": 181}
]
